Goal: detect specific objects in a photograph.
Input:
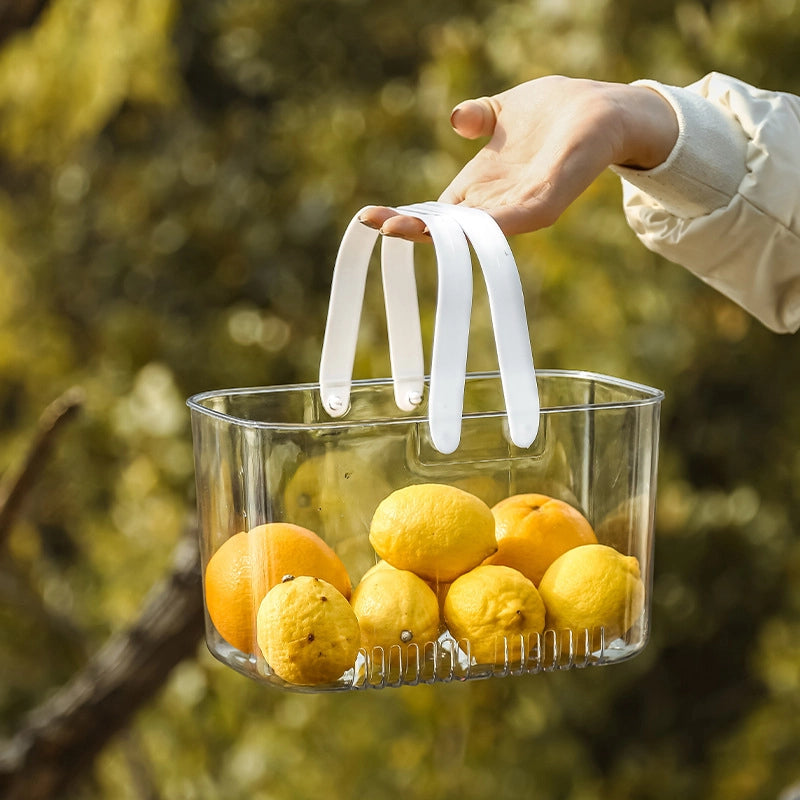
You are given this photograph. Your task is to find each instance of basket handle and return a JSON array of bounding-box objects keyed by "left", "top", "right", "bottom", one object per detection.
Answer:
[
  {"left": 318, "top": 207, "right": 426, "bottom": 418},
  {"left": 319, "top": 203, "right": 539, "bottom": 453},
  {"left": 389, "top": 207, "right": 473, "bottom": 454},
  {"left": 399, "top": 202, "right": 540, "bottom": 450}
]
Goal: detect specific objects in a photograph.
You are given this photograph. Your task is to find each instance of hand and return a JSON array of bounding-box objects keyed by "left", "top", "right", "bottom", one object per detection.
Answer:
[{"left": 360, "top": 75, "right": 678, "bottom": 242}]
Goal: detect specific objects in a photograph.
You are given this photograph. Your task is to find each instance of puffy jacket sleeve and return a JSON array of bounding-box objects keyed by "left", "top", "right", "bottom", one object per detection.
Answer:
[{"left": 611, "top": 72, "right": 800, "bottom": 333}]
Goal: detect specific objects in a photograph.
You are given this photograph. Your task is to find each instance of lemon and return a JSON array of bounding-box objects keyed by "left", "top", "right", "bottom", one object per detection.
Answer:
[
  {"left": 369, "top": 483, "right": 497, "bottom": 582},
  {"left": 443, "top": 564, "right": 546, "bottom": 665},
  {"left": 256, "top": 576, "right": 360, "bottom": 685},
  {"left": 361, "top": 558, "right": 449, "bottom": 619},
  {"left": 351, "top": 568, "right": 440, "bottom": 657},
  {"left": 538, "top": 544, "right": 645, "bottom": 645}
]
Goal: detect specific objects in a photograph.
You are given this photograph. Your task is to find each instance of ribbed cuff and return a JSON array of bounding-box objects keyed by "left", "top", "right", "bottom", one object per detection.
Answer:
[{"left": 610, "top": 79, "right": 749, "bottom": 218}]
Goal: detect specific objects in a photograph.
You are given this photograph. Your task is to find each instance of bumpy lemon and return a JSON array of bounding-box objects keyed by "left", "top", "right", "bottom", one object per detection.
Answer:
[
  {"left": 369, "top": 483, "right": 497, "bottom": 583},
  {"left": 351, "top": 568, "right": 440, "bottom": 656},
  {"left": 484, "top": 493, "right": 598, "bottom": 585},
  {"left": 444, "top": 564, "right": 546, "bottom": 665},
  {"left": 257, "top": 576, "right": 360, "bottom": 685},
  {"left": 359, "top": 559, "right": 449, "bottom": 621},
  {"left": 538, "top": 544, "right": 645, "bottom": 645}
]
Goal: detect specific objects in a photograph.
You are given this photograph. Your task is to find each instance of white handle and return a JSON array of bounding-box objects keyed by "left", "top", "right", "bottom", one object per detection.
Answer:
[
  {"left": 319, "top": 209, "right": 379, "bottom": 417},
  {"left": 319, "top": 203, "right": 540, "bottom": 452},
  {"left": 389, "top": 205, "right": 473, "bottom": 454},
  {"left": 380, "top": 236, "right": 425, "bottom": 412},
  {"left": 320, "top": 207, "right": 426, "bottom": 417},
  {"left": 398, "top": 202, "right": 540, "bottom": 448}
]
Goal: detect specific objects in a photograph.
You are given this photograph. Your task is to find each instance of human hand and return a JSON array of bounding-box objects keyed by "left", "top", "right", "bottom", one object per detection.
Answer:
[{"left": 360, "top": 75, "right": 678, "bottom": 242}]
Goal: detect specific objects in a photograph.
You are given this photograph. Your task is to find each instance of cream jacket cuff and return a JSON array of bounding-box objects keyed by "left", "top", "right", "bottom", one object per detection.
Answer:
[
  {"left": 610, "top": 73, "right": 800, "bottom": 333},
  {"left": 610, "top": 78, "right": 748, "bottom": 217}
]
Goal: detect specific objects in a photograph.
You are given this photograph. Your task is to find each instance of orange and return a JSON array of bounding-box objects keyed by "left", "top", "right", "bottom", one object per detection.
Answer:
[
  {"left": 204, "top": 523, "right": 352, "bottom": 653},
  {"left": 483, "top": 493, "right": 597, "bottom": 585}
]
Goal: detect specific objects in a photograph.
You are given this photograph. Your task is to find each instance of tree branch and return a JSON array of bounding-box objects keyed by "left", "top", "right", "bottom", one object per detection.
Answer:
[
  {"left": 0, "top": 530, "right": 205, "bottom": 800},
  {"left": 0, "top": 386, "right": 85, "bottom": 548}
]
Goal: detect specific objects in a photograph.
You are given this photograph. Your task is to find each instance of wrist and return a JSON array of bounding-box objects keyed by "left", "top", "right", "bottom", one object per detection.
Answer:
[{"left": 614, "top": 84, "right": 679, "bottom": 170}]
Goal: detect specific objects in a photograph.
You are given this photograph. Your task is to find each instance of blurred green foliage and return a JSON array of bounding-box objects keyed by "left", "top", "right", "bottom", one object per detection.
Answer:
[{"left": 2, "top": 0, "right": 800, "bottom": 797}]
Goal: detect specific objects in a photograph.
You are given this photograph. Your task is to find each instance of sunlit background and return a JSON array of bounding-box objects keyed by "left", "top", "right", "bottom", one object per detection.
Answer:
[{"left": 2, "top": 0, "right": 800, "bottom": 797}]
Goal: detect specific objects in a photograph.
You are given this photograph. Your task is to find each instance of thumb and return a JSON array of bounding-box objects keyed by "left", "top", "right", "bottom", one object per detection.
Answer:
[{"left": 449, "top": 97, "right": 498, "bottom": 140}]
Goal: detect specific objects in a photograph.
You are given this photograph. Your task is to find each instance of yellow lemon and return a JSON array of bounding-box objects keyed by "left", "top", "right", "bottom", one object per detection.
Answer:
[
  {"left": 538, "top": 544, "right": 645, "bottom": 645},
  {"left": 369, "top": 483, "right": 497, "bottom": 582},
  {"left": 483, "top": 493, "right": 598, "bottom": 585},
  {"left": 362, "top": 558, "right": 450, "bottom": 623},
  {"left": 256, "top": 576, "right": 360, "bottom": 685},
  {"left": 284, "top": 452, "right": 391, "bottom": 535},
  {"left": 351, "top": 568, "right": 440, "bottom": 656},
  {"left": 443, "top": 564, "right": 546, "bottom": 665}
]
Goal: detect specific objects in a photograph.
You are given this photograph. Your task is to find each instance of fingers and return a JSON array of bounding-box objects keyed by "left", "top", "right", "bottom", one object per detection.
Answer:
[
  {"left": 358, "top": 206, "right": 430, "bottom": 243},
  {"left": 449, "top": 97, "right": 498, "bottom": 140},
  {"left": 360, "top": 202, "right": 555, "bottom": 243},
  {"left": 379, "top": 214, "right": 429, "bottom": 242},
  {"left": 358, "top": 206, "right": 397, "bottom": 230}
]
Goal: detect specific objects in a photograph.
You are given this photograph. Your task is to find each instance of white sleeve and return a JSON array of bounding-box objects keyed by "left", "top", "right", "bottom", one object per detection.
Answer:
[{"left": 611, "top": 72, "right": 800, "bottom": 334}]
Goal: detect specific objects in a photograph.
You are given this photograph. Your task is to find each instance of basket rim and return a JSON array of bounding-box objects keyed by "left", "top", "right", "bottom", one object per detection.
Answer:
[{"left": 186, "top": 369, "right": 664, "bottom": 431}]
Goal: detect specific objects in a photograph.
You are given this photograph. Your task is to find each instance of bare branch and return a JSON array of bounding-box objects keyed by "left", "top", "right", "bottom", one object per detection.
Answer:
[
  {"left": 0, "top": 386, "right": 85, "bottom": 547},
  {"left": 0, "top": 530, "right": 205, "bottom": 800}
]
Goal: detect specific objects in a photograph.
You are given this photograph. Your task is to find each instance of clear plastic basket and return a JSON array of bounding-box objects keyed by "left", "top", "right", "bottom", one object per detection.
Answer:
[{"left": 188, "top": 369, "right": 663, "bottom": 693}]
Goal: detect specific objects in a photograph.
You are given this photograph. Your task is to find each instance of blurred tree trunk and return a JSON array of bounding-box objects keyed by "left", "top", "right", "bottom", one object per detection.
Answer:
[
  {"left": 0, "top": 388, "right": 206, "bottom": 800},
  {"left": 0, "top": 531, "right": 204, "bottom": 800}
]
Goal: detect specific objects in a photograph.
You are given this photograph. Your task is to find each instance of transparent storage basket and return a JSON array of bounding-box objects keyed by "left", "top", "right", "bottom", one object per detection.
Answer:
[{"left": 188, "top": 369, "right": 663, "bottom": 693}]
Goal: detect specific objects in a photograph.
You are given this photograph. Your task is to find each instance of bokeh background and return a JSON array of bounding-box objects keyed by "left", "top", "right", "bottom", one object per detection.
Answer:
[{"left": 2, "top": 0, "right": 800, "bottom": 798}]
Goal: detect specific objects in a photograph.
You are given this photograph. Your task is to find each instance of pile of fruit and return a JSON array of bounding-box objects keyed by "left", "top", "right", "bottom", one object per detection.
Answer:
[{"left": 204, "top": 483, "right": 645, "bottom": 686}]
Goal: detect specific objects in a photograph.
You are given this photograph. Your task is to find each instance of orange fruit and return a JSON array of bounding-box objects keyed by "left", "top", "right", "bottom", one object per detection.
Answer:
[
  {"left": 204, "top": 523, "right": 352, "bottom": 653},
  {"left": 483, "top": 493, "right": 597, "bottom": 586}
]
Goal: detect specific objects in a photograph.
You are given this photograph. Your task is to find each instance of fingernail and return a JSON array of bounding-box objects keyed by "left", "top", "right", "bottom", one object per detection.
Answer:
[
  {"left": 358, "top": 216, "right": 379, "bottom": 230},
  {"left": 449, "top": 105, "right": 464, "bottom": 128},
  {"left": 422, "top": 226, "right": 431, "bottom": 237}
]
